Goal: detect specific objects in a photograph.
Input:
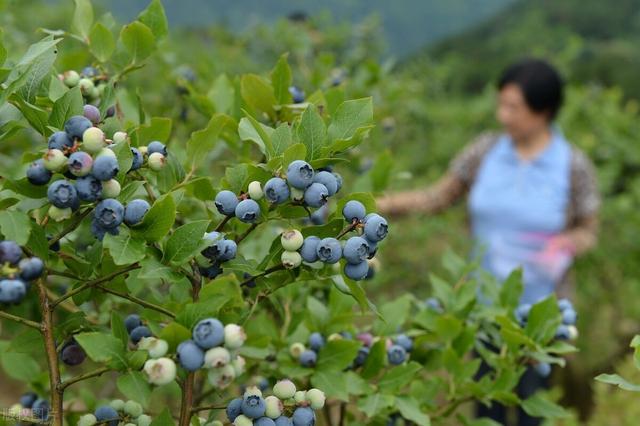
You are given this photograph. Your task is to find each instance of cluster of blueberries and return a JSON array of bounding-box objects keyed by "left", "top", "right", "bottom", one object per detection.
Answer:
[
  {"left": 225, "top": 379, "right": 325, "bottom": 426},
  {"left": 290, "top": 330, "right": 413, "bottom": 369},
  {"left": 59, "top": 66, "right": 112, "bottom": 108},
  {"left": 77, "top": 400, "right": 152, "bottom": 426},
  {"left": 515, "top": 298, "right": 579, "bottom": 377},
  {"left": 91, "top": 198, "right": 151, "bottom": 241},
  {"left": 0, "top": 240, "right": 44, "bottom": 304},
  {"left": 124, "top": 314, "right": 175, "bottom": 386},
  {"left": 9, "top": 392, "right": 50, "bottom": 421},
  {"left": 197, "top": 232, "right": 238, "bottom": 279},
  {"left": 296, "top": 200, "right": 388, "bottom": 281}
]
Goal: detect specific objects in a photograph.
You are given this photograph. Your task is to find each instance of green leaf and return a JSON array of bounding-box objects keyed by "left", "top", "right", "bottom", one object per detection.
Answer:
[
  {"left": 120, "top": 21, "right": 155, "bottom": 63},
  {"left": 310, "top": 370, "right": 349, "bottom": 401},
  {"left": 525, "top": 295, "right": 560, "bottom": 343},
  {"left": 117, "top": 371, "right": 152, "bottom": 406},
  {"left": 27, "top": 221, "right": 49, "bottom": 260},
  {"left": 239, "top": 113, "right": 275, "bottom": 158},
  {"left": 75, "top": 332, "right": 127, "bottom": 369},
  {"left": 150, "top": 408, "right": 175, "bottom": 426},
  {"left": 499, "top": 269, "right": 523, "bottom": 309},
  {"left": 111, "top": 312, "right": 129, "bottom": 348},
  {"left": 49, "top": 86, "right": 83, "bottom": 129},
  {"left": 138, "top": 0, "right": 169, "bottom": 39},
  {"left": 176, "top": 296, "right": 231, "bottom": 330},
  {"left": 89, "top": 22, "right": 115, "bottom": 62},
  {"left": 378, "top": 362, "right": 423, "bottom": 393},
  {"left": 186, "top": 114, "right": 234, "bottom": 168},
  {"left": 327, "top": 97, "right": 374, "bottom": 142},
  {"left": 72, "top": 0, "right": 94, "bottom": 40},
  {"left": 270, "top": 53, "right": 292, "bottom": 105},
  {"left": 595, "top": 373, "right": 640, "bottom": 392},
  {"left": 396, "top": 396, "right": 431, "bottom": 426},
  {"left": 361, "top": 339, "right": 386, "bottom": 379},
  {"left": 358, "top": 393, "right": 395, "bottom": 418},
  {"left": 296, "top": 104, "right": 327, "bottom": 160},
  {"left": 306, "top": 296, "right": 329, "bottom": 329},
  {"left": 0, "top": 210, "right": 31, "bottom": 245},
  {"left": 0, "top": 29, "right": 6, "bottom": 66},
  {"left": 159, "top": 322, "right": 192, "bottom": 353},
  {"left": 240, "top": 74, "right": 277, "bottom": 120},
  {"left": 316, "top": 340, "right": 361, "bottom": 372},
  {"left": 283, "top": 143, "right": 307, "bottom": 169},
  {"left": 0, "top": 350, "right": 40, "bottom": 382},
  {"left": 164, "top": 220, "right": 210, "bottom": 265},
  {"left": 133, "top": 193, "right": 176, "bottom": 242},
  {"left": 521, "top": 393, "right": 569, "bottom": 418},
  {"left": 136, "top": 117, "right": 173, "bottom": 145},
  {"left": 272, "top": 122, "right": 293, "bottom": 156},
  {"left": 10, "top": 96, "right": 50, "bottom": 135},
  {"left": 103, "top": 228, "right": 146, "bottom": 265}
]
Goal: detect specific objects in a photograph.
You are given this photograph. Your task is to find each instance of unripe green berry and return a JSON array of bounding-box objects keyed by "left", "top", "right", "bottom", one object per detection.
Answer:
[
  {"left": 136, "top": 414, "right": 152, "bottom": 426},
  {"left": 568, "top": 325, "right": 579, "bottom": 340},
  {"left": 204, "top": 346, "right": 231, "bottom": 368},
  {"left": 207, "top": 421, "right": 223, "bottom": 426},
  {"left": 290, "top": 187, "right": 304, "bottom": 202},
  {"left": 138, "top": 146, "right": 148, "bottom": 156},
  {"left": 63, "top": 70, "right": 80, "bottom": 87},
  {"left": 224, "top": 323, "right": 246, "bottom": 349},
  {"left": 43, "top": 149, "right": 68, "bottom": 171},
  {"left": 49, "top": 205, "right": 72, "bottom": 222},
  {"left": 109, "top": 399, "right": 125, "bottom": 411},
  {"left": 281, "top": 251, "right": 302, "bottom": 269},
  {"left": 327, "top": 333, "right": 343, "bottom": 342},
  {"left": 101, "top": 179, "right": 121, "bottom": 198},
  {"left": 231, "top": 355, "right": 246, "bottom": 376},
  {"left": 207, "top": 364, "right": 236, "bottom": 389},
  {"left": 243, "top": 385, "right": 262, "bottom": 398},
  {"left": 82, "top": 127, "right": 105, "bottom": 154},
  {"left": 289, "top": 342, "right": 305, "bottom": 359},
  {"left": 88, "top": 85, "right": 99, "bottom": 99},
  {"left": 148, "top": 152, "right": 166, "bottom": 171},
  {"left": 233, "top": 415, "right": 252, "bottom": 426},
  {"left": 281, "top": 229, "right": 304, "bottom": 251},
  {"left": 124, "top": 400, "right": 143, "bottom": 418},
  {"left": 248, "top": 181, "right": 263, "bottom": 200},
  {"left": 264, "top": 395, "right": 283, "bottom": 419},
  {"left": 306, "top": 388, "right": 326, "bottom": 410},
  {"left": 78, "top": 78, "right": 95, "bottom": 95},
  {"left": 113, "top": 131, "right": 128, "bottom": 144},
  {"left": 138, "top": 337, "right": 169, "bottom": 359},
  {"left": 293, "top": 391, "right": 307, "bottom": 405},
  {"left": 143, "top": 357, "right": 177, "bottom": 386},
  {"left": 78, "top": 413, "right": 97, "bottom": 426},
  {"left": 273, "top": 379, "right": 297, "bottom": 400},
  {"left": 96, "top": 147, "right": 117, "bottom": 159}
]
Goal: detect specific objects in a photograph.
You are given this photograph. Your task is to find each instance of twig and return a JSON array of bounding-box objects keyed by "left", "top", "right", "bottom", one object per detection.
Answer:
[
  {"left": 48, "top": 208, "right": 93, "bottom": 248},
  {"left": 47, "top": 268, "right": 81, "bottom": 280},
  {"left": 58, "top": 367, "right": 111, "bottom": 391},
  {"left": 95, "top": 284, "right": 175, "bottom": 318},
  {"left": 0, "top": 310, "right": 41, "bottom": 330},
  {"left": 235, "top": 222, "right": 259, "bottom": 244},
  {"left": 336, "top": 219, "right": 359, "bottom": 240},
  {"left": 214, "top": 215, "right": 232, "bottom": 232},
  {"left": 143, "top": 180, "right": 157, "bottom": 202},
  {"left": 240, "top": 264, "right": 286, "bottom": 287}
]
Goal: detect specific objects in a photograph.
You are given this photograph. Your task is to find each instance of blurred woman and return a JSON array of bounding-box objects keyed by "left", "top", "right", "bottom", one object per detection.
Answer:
[{"left": 378, "top": 59, "right": 600, "bottom": 425}]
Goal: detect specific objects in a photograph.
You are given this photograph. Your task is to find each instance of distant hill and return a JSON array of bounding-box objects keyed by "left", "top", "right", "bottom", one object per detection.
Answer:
[
  {"left": 406, "top": 0, "right": 640, "bottom": 97},
  {"left": 92, "top": 0, "right": 516, "bottom": 58}
]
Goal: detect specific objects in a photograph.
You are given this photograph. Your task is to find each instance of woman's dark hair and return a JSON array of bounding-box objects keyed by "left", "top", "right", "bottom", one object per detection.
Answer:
[{"left": 497, "top": 59, "right": 564, "bottom": 120}]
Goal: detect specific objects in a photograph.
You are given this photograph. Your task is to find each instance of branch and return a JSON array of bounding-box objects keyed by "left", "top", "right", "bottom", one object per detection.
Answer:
[
  {"left": 48, "top": 208, "right": 93, "bottom": 248},
  {"left": 143, "top": 180, "right": 157, "bottom": 203},
  {"left": 47, "top": 268, "right": 81, "bottom": 280},
  {"left": 178, "top": 373, "right": 196, "bottom": 426},
  {"left": 58, "top": 367, "right": 111, "bottom": 391},
  {"left": 95, "top": 284, "right": 176, "bottom": 318},
  {"left": 336, "top": 219, "right": 359, "bottom": 240},
  {"left": 214, "top": 215, "right": 232, "bottom": 232},
  {"left": 0, "top": 310, "right": 41, "bottom": 330},
  {"left": 240, "top": 264, "right": 286, "bottom": 287},
  {"left": 235, "top": 223, "right": 259, "bottom": 244}
]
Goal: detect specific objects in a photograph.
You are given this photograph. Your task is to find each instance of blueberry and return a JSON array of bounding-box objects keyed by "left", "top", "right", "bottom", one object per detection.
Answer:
[
  {"left": 241, "top": 395, "right": 266, "bottom": 419},
  {"left": 125, "top": 314, "right": 142, "bottom": 333},
  {"left": 94, "top": 199, "right": 124, "bottom": 229},
  {"left": 235, "top": 199, "right": 261, "bottom": 223},
  {"left": 147, "top": 141, "right": 167, "bottom": 156},
  {"left": 387, "top": 344, "right": 406, "bottom": 365},
  {"left": 0, "top": 279, "right": 27, "bottom": 303},
  {"left": 193, "top": 318, "right": 225, "bottom": 349},
  {"left": 75, "top": 176, "right": 102, "bottom": 201},
  {"left": 208, "top": 239, "right": 237, "bottom": 262},
  {"left": 333, "top": 172, "right": 343, "bottom": 193},
  {"left": 106, "top": 105, "right": 116, "bottom": 118},
  {"left": 148, "top": 152, "right": 166, "bottom": 171},
  {"left": 342, "top": 200, "right": 366, "bottom": 222},
  {"left": 226, "top": 397, "right": 243, "bottom": 422},
  {"left": 288, "top": 86, "right": 305, "bottom": 104},
  {"left": 177, "top": 340, "right": 205, "bottom": 371},
  {"left": 68, "top": 151, "right": 93, "bottom": 177},
  {"left": 62, "top": 70, "right": 80, "bottom": 87},
  {"left": 555, "top": 325, "right": 571, "bottom": 340},
  {"left": 47, "top": 180, "right": 78, "bottom": 209},
  {"left": 81, "top": 66, "right": 99, "bottom": 78},
  {"left": 18, "top": 257, "right": 44, "bottom": 281},
  {"left": 365, "top": 238, "right": 378, "bottom": 258},
  {"left": 309, "top": 332, "right": 325, "bottom": 352},
  {"left": 292, "top": 407, "right": 315, "bottom": 426},
  {"left": 287, "top": 160, "right": 314, "bottom": 189},
  {"left": 562, "top": 309, "right": 577, "bottom": 325},
  {"left": 303, "top": 183, "right": 328, "bottom": 208},
  {"left": 558, "top": 298, "right": 573, "bottom": 312},
  {"left": 82, "top": 127, "right": 106, "bottom": 153},
  {"left": 60, "top": 340, "right": 86, "bottom": 366},
  {"left": 264, "top": 177, "right": 290, "bottom": 204},
  {"left": 299, "top": 236, "right": 320, "bottom": 263},
  {"left": 130, "top": 147, "right": 143, "bottom": 171},
  {"left": 515, "top": 304, "right": 532, "bottom": 324},
  {"left": 299, "top": 349, "right": 317, "bottom": 367},
  {"left": 256, "top": 418, "right": 276, "bottom": 426},
  {"left": 309, "top": 204, "right": 327, "bottom": 225},
  {"left": 363, "top": 214, "right": 388, "bottom": 242},
  {"left": 64, "top": 115, "right": 92, "bottom": 140},
  {"left": 534, "top": 362, "right": 552, "bottom": 378},
  {"left": 130, "top": 325, "right": 152, "bottom": 344},
  {"left": 47, "top": 131, "right": 74, "bottom": 150},
  {"left": 32, "top": 398, "right": 50, "bottom": 421},
  {"left": 214, "top": 190, "right": 239, "bottom": 216},
  {"left": 94, "top": 405, "right": 119, "bottom": 426},
  {"left": 394, "top": 334, "right": 413, "bottom": 352},
  {"left": 425, "top": 297, "right": 442, "bottom": 312},
  {"left": 83, "top": 104, "right": 101, "bottom": 125},
  {"left": 124, "top": 199, "right": 150, "bottom": 226},
  {"left": 92, "top": 155, "right": 119, "bottom": 181},
  {"left": 342, "top": 236, "right": 370, "bottom": 264},
  {"left": 26, "top": 159, "right": 52, "bottom": 185},
  {"left": 19, "top": 392, "right": 38, "bottom": 409},
  {"left": 353, "top": 346, "right": 369, "bottom": 367},
  {"left": 43, "top": 149, "right": 67, "bottom": 171},
  {"left": 312, "top": 171, "right": 338, "bottom": 196},
  {"left": 316, "top": 238, "right": 342, "bottom": 264},
  {"left": 0, "top": 240, "right": 22, "bottom": 265},
  {"left": 344, "top": 261, "right": 369, "bottom": 281}
]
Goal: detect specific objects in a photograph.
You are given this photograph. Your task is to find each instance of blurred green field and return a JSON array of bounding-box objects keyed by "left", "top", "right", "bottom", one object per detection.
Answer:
[{"left": 2, "top": 0, "right": 640, "bottom": 423}]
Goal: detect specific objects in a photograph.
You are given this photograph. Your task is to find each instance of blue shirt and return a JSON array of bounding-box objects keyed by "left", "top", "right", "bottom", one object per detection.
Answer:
[{"left": 469, "top": 129, "right": 572, "bottom": 304}]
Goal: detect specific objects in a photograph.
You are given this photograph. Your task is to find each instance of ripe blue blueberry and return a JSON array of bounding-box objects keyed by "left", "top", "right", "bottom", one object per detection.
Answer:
[
  {"left": 353, "top": 346, "right": 370, "bottom": 367},
  {"left": 177, "top": 340, "right": 205, "bottom": 371},
  {"left": 94, "top": 405, "right": 119, "bottom": 426},
  {"left": 0, "top": 240, "right": 22, "bottom": 265},
  {"left": 20, "top": 392, "right": 38, "bottom": 408},
  {"left": 363, "top": 214, "right": 388, "bottom": 242},
  {"left": 75, "top": 176, "right": 102, "bottom": 201},
  {"left": 60, "top": 340, "right": 86, "bottom": 366},
  {"left": 344, "top": 261, "right": 369, "bottom": 281},
  {"left": 534, "top": 362, "right": 551, "bottom": 377},
  {"left": 125, "top": 314, "right": 142, "bottom": 333},
  {"left": 342, "top": 236, "right": 370, "bottom": 264},
  {"left": 130, "top": 147, "right": 143, "bottom": 171},
  {"left": 275, "top": 417, "right": 293, "bottom": 426},
  {"left": 425, "top": 297, "right": 443, "bottom": 312},
  {"left": 287, "top": 160, "right": 314, "bottom": 189},
  {"left": 83, "top": 104, "right": 101, "bottom": 125},
  {"left": 64, "top": 115, "right": 92, "bottom": 140},
  {"left": 147, "top": 141, "right": 167, "bottom": 156},
  {"left": 299, "top": 349, "right": 317, "bottom": 367},
  {"left": 27, "top": 159, "right": 52, "bottom": 185},
  {"left": 205, "top": 239, "right": 237, "bottom": 262},
  {"left": 316, "top": 238, "right": 342, "bottom": 264},
  {"left": 235, "top": 199, "right": 261, "bottom": 223},
  {"left": 215, "top": 190, "right": 239, "bottom": 216},
  {"left": 226, "top": 397, "right": 243, "bottom": 422},
  {"left": 0, "top": 279, "right": 27, "bottom": 303},
  {"left": 18, "top": 257, "right": 44, "bottom": 281},
  {"left": 309, "top": 332, "right": 325, "bottom": 352},
  {"left": 387, "top": 344, "right": 407, "bottom": 365},
  {"left": 365, "top": 238, "right": 378, "bottom": 258},
  {"left": 312, "top": 171, "right": 338, "bottom": 196},
  {"left": 292, "top": 407, "right": 315, "bottom": 426},
  {"left": 562, "top": 309, "right": 577, "bottom": 325},
  {"left": 394, "top": 334, "right": 413, "bottom": 352},
  {"left": 309, "top": 204, "right": 327, "bottom": 225},
  {"left": 241, "top": 395, "right": 266, "bottom": 419},
  {"left": 94, "top": 199, "right": 125, "bottom": 229},
  {"left": 81, "top": 66, "right": 99, "bottom": 78},
  {"left": 303, "top": 183, "right": 329, "bottom": 208},
  {"left": 32, "top": 398, "right": 50, "bottom": 421},
  {"left": 47, "top": 180, "right": 78, "bottom": 208},
  {"left": 342, "top": 200, "right": 366, "bottom": 222},
  {"left": 255, "top": 418, "right": 276, "bottom": 426},
  {"left": 333, "top": 172, "right": 343, "bottom": 193},
  {"left": 299, "top": 236, "right": 321, "bottom": 263},
  {"left": 558, "top": 298, "right": 573, "bottom": 312},
  {"left": 124, "top": 199, "right": 150, "bottom": 226},
  {"left": 264, "top": 177, "right": 290, "bottom": 204},
  {"left": 92, "top": 155, "right": 119, "bottom": 181},
  {"left": 130, "top": 326, "right": 152, "bottom": 344},
  {"left": 555, "top": 325, "right": 571, "bottom": 340},
  {"left": 68, "top": 151, "right": 93, "bottom": 177},
  {"left": 48, "top": 131, "right": 74, "bottom": 150},
  {"left": 193, "top": 318, "right": 225, "bottom": 349},
  {"left": 288, "top": 86, "right": 305, "bottom": 104}
]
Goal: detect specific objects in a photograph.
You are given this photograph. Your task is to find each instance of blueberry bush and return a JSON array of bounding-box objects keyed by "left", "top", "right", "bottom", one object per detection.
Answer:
[{"left": 0, "top": 1, "right": 589, "bottom": 425}]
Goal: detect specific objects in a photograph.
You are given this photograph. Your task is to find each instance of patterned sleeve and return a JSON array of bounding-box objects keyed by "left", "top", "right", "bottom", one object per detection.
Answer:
[
  {"left": 569, "top": 147, "right": 601, "bottom": 219},
  {"left": 449, "top": 132, "right": 500, "bottom": 187}
]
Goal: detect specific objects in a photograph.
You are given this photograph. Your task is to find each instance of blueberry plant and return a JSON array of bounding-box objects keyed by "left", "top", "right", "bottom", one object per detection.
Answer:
[{"left": 0, "top": 1, "right": 581, "bottom": 425}]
